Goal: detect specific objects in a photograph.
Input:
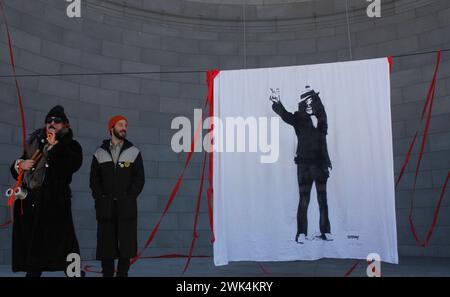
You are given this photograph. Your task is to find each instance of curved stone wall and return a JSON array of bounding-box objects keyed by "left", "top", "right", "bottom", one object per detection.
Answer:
[{"left": 0, "top": 0, "right": 449, "bottom": 264}]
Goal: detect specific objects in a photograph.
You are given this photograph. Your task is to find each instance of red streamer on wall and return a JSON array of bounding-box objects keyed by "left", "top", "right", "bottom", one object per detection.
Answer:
[{"left": 0, "top": 0, "right": 28, "bottom": 228}]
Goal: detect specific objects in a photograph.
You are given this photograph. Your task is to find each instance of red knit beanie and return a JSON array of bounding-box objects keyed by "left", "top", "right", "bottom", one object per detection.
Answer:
[{"left": 108, "top": 115, "right": 128, "bottom": 131}]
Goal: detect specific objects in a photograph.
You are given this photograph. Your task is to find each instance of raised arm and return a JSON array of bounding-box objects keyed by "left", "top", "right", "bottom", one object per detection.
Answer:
[{"left": 272, "top": 101, "right": 295, "bottom": 126}]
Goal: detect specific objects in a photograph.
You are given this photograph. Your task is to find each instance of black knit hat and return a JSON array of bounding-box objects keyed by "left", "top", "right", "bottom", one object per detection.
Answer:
[{"left": 45, "top": 105, "right": 69, "bottom": 123}]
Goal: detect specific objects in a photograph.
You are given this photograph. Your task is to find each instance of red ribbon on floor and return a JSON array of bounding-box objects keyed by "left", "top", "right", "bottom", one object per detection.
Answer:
[
  {"left": 0, "top": 219, "right": 12, "bottom": 228},
  {"left": 0, "top": 0, "right": 28, "bottom": 228},
  {"left": 83, "top": 254, "right": 212, "bottom": 274},
  {"left": 257, "top": 262, "right": 272, "bottom": 277},
  {"left": 83, "top": 254, "right": 273, "bottom": 276},
  {"left": 344, "top": 260, "right": 360, "bottom": 277},
  {"left": 143, "top": 253, "right": 210, "bottom": 259}
]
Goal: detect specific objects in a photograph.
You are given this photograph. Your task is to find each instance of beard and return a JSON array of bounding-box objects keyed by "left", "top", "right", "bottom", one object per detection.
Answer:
[
  {"left": 113, "top": 128, "right": 127, "bottom": 140},
  {"left": 46, "top": 124, "right": 57, "bottom": 132},
  {"left": 46, "top": 124, "right": 63, "bottom": 134}
]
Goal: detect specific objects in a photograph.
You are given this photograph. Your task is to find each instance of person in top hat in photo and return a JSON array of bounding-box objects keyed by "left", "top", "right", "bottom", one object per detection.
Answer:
[
  {"left": 270, "top": 86, "right": 333, "bottom": 244},
  {"left": 9, "top": 105, "right": 83, "bottom": 277},
  {"left": 89, "top": 115, "right": 145, "bottom": 277}
]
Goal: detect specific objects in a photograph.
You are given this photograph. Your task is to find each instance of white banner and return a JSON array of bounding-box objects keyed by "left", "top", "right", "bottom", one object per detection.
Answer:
[{"left": 213, "top": 58, "right": 398, "bottom": 266}]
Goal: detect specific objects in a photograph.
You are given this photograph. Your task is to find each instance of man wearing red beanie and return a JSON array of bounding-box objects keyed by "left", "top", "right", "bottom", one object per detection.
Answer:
[{"left": 89, "top": 115, "right": 145, "bottom": 277}]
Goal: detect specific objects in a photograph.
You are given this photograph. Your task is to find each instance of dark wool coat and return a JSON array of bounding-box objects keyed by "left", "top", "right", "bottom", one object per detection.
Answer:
[
  {"left": 89, "top": 139, "right": 145, "bottom": 260},
  {"left": 9, "top": 128, "right": 82, "bottom": 272}
]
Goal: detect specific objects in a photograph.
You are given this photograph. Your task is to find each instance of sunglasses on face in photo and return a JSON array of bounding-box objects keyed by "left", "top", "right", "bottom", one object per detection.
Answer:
[{"left": 45, "top": 116, "right": 63, "bottom": 124}]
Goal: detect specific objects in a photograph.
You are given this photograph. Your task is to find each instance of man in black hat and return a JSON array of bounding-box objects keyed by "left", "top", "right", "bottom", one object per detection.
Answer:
[
  {"left": 270, "top": 86, "right": 332, "bottom": 244},
  {"left": 9, "top": 105, "right": 82, "bottom": 276}
]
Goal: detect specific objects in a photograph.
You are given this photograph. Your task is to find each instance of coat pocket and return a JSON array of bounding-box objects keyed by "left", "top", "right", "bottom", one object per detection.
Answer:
[{"left": 95, "top": 196, "right": 113, "bottom": 221}]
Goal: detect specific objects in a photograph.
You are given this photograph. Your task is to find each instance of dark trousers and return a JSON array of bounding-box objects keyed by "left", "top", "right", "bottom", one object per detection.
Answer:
[
  {"left": 101, "top": 200, "right": 130, "bottom": 277},
  {"left": 101, "top": 258, "right": 130, "bottom": 277},
  {"left": 297, "top": 164, "right": 331, "bottom": 236}
]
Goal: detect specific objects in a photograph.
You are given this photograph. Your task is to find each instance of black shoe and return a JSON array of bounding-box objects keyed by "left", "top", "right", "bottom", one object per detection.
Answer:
[
  {"left": 101, "top": 259, "right": 115, "bottom": 277},
  {"left": 317, "top": 233, "right": 333, "bottom": 241},
  {"left": 64, "top": 270, "right": 86, "bottom": 277},
  {"left": 25, "top": 271, "right": 42, "bottom": 277},
  {"left": 117, "top": 258, "right": 130, "bottom": 277},
  {"left": 295, "top": 233, "right": 306, "bottom": 244}
]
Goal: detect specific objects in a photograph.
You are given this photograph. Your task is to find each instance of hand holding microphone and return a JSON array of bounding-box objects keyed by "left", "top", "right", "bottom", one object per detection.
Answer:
[
  {"left": 18, "top": 149, "right": 43, "bottom": 172},
  {"left": 47, "top": 129, "right": 58, "bottom": 146},
  {"left": 19, "top": 160, "right": 35, "bottom": 171}
]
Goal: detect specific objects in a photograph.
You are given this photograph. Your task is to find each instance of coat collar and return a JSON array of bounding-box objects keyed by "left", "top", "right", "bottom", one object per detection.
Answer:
[{"left": 101, "top": 138, "right": 133, "bottom": 153}]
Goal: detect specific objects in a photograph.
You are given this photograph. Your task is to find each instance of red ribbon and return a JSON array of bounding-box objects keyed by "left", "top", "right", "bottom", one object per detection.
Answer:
[
  {"left": 347, "top": 52, "right": 445, "bottom": 275},
  {"left": 395, "top": 132, "right": 418, "bottom": 188},
  {"left": 0, "top": 219, "right": 12, "bottom": 228},
  {"left": 395, "top": 50, "right": 440, "bottom": 187},
  {"left": 394, "top": 50, "right": 448, "bottom": 248},
  {"left": 83, "top": 110, "right": 206, "bottom": 272},
  {"left": 387, "top": 56, "right": 393, "bottom": 73},
  {"left": 396, "top": 50, "right": 440, "bottom": 188},
  {"left": 0, "top": 1, "right": 27, "bottom": 151},
  {"left": 413, "top": 51, "right": 441, "bottom": 188},
  {"left": 257, "top": 262, "right": 272, "bottom": 277},
  {"left": 206, "top": 69, "right": 220, "bottom": 243},
  {"left": 127, "top": 109, "right": 205, "bottom": 266},
  {"left": 0, "top": 0, "right": 28, "bottom": 228},
  {"left": 83, "top": 254, "right": 212, "bottom": 274},
  {"left": 113, "top": 70, "right": 220, "bottom": 274},
  {"left": 182, "top": 152, "right": 207, "bottom": 274},
  {"left": 179, "top": 70, "right": 220, "bottom": 273},
  {"left": 83, "top": 253, "right": 272, "bottom": 276},
  {"left": 344, "top": 260, "right": 360, "bottom": 277},
  {"left": 422, "top": 171, "right": 450, "bottom": 244}
]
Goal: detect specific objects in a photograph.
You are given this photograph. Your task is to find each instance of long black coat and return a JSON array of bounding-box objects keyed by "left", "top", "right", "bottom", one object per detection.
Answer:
[
  {"left": 9, "top": 128, "right": 82, "bottom": 272},
  {"left": 89, "top": 139, "right": 145, "bottom": 260}
]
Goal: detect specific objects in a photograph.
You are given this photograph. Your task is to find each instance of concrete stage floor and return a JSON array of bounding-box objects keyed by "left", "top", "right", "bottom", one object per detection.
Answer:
[{"left": 0, "top": 256, "right": 449, "bottom": 277}]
